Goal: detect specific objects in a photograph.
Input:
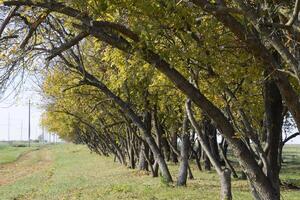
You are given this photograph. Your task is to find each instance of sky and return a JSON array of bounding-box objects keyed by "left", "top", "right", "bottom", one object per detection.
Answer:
[{"left": 0, "top": 77, "right": 57, "bottom": 142}]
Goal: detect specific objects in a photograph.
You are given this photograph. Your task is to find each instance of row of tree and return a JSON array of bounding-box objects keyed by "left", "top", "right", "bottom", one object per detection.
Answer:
[{"left": 1, "top": 1, "right": 300, "bottom": 199}]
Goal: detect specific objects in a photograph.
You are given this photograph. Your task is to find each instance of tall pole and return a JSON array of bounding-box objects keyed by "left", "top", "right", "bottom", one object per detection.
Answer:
[
  {"left": 20, "top": 121, "right": 23, "bottom": 141},
  {"left": 28, "top": 99, "right": 31, "bottom": 147},
  {"left": 42, "top": 125, "right": 45, "bottom": 144},
  {"left": 7, "top": 113, "right": 10, "bottom": 142}
]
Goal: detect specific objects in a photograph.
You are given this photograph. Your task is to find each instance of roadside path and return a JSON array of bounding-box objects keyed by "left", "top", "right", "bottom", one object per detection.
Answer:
[{"left": 0, "top": 147, "right": 53, "bottom": 186}]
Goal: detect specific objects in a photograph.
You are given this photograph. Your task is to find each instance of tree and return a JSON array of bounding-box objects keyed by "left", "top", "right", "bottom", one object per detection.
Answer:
[{"left": 1, "top": 1, "right": 299, "bottom": 199}]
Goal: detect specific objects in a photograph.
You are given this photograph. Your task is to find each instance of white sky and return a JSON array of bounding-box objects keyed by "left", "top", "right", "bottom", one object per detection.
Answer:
[{"left": 0, "top": 77, "right": 55, "bottom": 142}]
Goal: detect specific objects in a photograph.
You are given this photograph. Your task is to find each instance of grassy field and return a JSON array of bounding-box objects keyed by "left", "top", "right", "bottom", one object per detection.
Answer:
[
  {"left": 0, "top": 143, "right": 299, "bottom": 200},
  {"left": 0, "top": 142, "right": 40, "bottom": 164}
]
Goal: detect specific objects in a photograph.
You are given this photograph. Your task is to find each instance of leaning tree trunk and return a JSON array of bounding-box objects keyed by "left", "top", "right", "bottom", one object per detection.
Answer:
[
  {"left": 138, "top": 142, "right": 149, "bottom": 171},
  {"left": 202, "top": 130, "right": 212, "bottom": 171},
  {"left": 206, "top": 118, "right": 221, "bottom": 163},
  {"left": 143, "top": 111, "right": 173, "bottom": 182},
  {"left": 264, "top": 76, "right": 284, "bottom": 198},
  {"left": 186, "top": 100, "right": 232, "bottom": 199},
  {"left": 203, "top": 151, "right": 212, "bottom": 170},
  {"left": 161, "top": 136, "right": 171, "bottom": 161},
  {"left": 69, "top": 68, "right": 174, "bottom": 182},
  {"left": 220, "top": 169, "right": 232, "bottom": 200},
  {"left": 191, "top": 141, "right": 202, "bottom": 171}
]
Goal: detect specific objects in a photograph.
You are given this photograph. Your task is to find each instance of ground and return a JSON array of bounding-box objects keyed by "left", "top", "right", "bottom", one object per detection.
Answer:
[{"left": 0, "top": 143, "right": 299, "bottom": 200}]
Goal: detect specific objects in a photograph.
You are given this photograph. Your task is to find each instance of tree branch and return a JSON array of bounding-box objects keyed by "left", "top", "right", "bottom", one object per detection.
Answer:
[
  {"left": 286, "top": 0, "right": 300, "bottom": 26},
  {"left": 20, "top": 12, "right": 49, "bottom": 49},
  {"left": 232, "top": 0, "right": 300, "bottom": 83},
  {"left": 283, "top": 132, "right": 300, "bottom": 145},
  {"left": 4, "top": 1, "right": 139, "bottom": 42},
  {"left": 0, "top": 6, "right": 18, "bottom": 38},
  {"left": 92, "top": 21, "right": 139, "bottom": 42},
  {"left": 47, "top": 32, "right": 89, "bottom": 60}
]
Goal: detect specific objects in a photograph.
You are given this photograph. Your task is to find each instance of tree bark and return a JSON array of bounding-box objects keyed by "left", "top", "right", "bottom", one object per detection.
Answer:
[
  {"left": 220, "top": 169, "right": 232, "bottom": 200},
  {"left": 177, "top": 133, "right": 190, "bottom": 186},
  {"left": 138, "top": 143, "right": 149, "bottom": 171},
  {"left": 177, "top": 111, "right": 190, "bottom": 186},
  {"left": 264, "top": 77, "right": 283, "bottom": 199},
  {"left": 171, "top": 131, "right": 178, "bottom": 164}
]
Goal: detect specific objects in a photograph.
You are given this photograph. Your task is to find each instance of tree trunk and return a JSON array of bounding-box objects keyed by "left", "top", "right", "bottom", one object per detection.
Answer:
[
  {"left": 195, "top": 139, "right": 202, "bottom": 170},
  {"left": 161, "top": 136, "right": 170, "bottom": 161},
  {"left": 187, "top": 163, "right": 194, "bottom": 180},
  {"left": 107, "top": 134, "right": 126, "bottom": 166},
  {"left": 171, "top": 131, "right": 178, "bottom": 163},
  {"left": 153, "top": 161, "right": 159, "bottom": 177},
  {"left": 205, "top": 118, "right": 221, "bottom": 163},
  {"left": 144, "top": 130, "right": 173, "bottom": 182},
  {"left": 186, "top": 100, "right": 232, "bottom": 199},
  {"left": 240, "top": 171, "right": 247, "bottom": 180},
  {"left": 264, "top": 77, "right": 283, "bottom": 199},
  {"left": 177, "top": 110, "right": 190, "bottom": 186},
  {"left": 220, "top": 168, "right": 232, "bottom": 200},
  {"left": 191, "top": 146, "right": 202, "bottom": 171},
  {"left": 177, "top": 133, "right": 190, "bottom": 186},
  {"left": 138, "top": 143, "right": 148, "bottom": 171},
  {"left": 202, "top": 130, "right": 212, "bottom": 171},
  {"left": 143, "top": 150, "right": 158, "bottom": 177},
  {"left": 249, "top": 182, "right": 261, "bottom": 200},
  {"left": 129, "top": 146, "right": 135, "bottom": 169},
  {"left": 203, "top": 152, "right": 212, "bottom": 171},
  {"left": 219, "top": 144, "right": 238, "bottom": 178}
]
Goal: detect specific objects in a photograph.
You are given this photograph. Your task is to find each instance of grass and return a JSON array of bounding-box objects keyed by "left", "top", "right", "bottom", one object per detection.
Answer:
[
  {"left": 280, "top": 145, "right": 300, "bottom": 188},
  {"left": 0, "top": 142, "right": 40, "bottom": 164},
  {"left": 0, "top": 144, "right": 299, "bottom": 200}
]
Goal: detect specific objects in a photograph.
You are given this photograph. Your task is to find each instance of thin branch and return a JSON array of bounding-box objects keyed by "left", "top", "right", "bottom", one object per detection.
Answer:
[
  {"left": 276, "top": 69, "right": 299, "bottom": 79},
  {"left": 4, "top": 1, "right": 139, "bottom": 42},
  {"left": 0, "top": 6, "right": 19, "bottom": 38},
  {"left": 20, "top": 12, "right": 49, "bottom": 49},
  {"left": 286, "top": 0, "right": 300, "bottom": 26},
  {"left": 47, "top": 31, "right": 89, "bottom": 60},
  {"left": 283, "top": 132, "right": 300, "bottom": 145},
  {"left": 0, "top": 35, "right": 18, "bottom": 42}
]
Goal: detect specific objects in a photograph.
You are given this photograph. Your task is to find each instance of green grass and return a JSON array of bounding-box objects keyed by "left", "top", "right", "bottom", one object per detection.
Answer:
[
  {"left": 0, "top": 144, "right": 299, "bottom": 200},
  {"left": 0, "top": 142, "right": 40, "bottom": 164},
  {"left": 280, "top": 145, "right": 300, "bottom": 188}
]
